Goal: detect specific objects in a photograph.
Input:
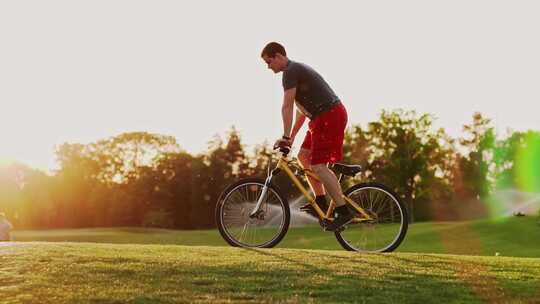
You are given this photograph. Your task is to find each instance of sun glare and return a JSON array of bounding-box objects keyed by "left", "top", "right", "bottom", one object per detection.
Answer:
[{"left": 0, "top": 157, "right": 16, "bottom": 167}]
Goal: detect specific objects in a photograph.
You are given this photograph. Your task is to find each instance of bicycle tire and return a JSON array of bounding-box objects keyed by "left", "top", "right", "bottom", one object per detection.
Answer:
[
  {"left": 215, "top": 177, "right": 290, "bottom": 248},
  {"left": 334, "top": 182, "right": 408, "bottom": 252}
]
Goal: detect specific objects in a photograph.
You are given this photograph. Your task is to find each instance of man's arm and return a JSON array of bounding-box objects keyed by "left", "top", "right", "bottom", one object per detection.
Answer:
[
  {"left": 290, "top": 109, "right": 306, "bottom": 143},
  {"left": 281, "top": 88, "right": 296, "bottom": 138}
]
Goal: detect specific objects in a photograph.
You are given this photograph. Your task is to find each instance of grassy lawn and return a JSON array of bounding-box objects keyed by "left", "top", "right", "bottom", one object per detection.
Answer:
[
  {"left": 1, "top": 242, "right": 540, "bottom": 303},
  {"left": 12, "top": 216, "right": 540, "bottom": 258}
]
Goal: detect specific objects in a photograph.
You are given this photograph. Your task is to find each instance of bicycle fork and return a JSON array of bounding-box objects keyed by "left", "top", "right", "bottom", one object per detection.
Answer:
[{"left": 249, "top": 174, "right": 273, "bottom": 218}]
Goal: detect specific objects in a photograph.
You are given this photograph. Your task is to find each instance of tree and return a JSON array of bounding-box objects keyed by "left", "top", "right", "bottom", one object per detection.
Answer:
[
  {"left": 224, "top": 126, "right": 251, "bottom": 178},
  {"left": 53, "top": 142, "right": 105, "bottom": 227},
  {"left": 0, "top": 163, "right": 26, "bottom": 226},
  {"left": 343, "top": 125, "right": 372, "bottom": 185},
  {"left": 346, "top": 109, "right": 455, "bottom": 221},
  {"left": 19, "top": 169, "right": 57, "bottom": 228},
  {"left": 456, "top": 113, "right": 495, "bottom": 200},
  {"left": 249, "top": 141, "right": 274, "bottom": 178},
  {"left": 493, "top": 130, "right": 540, "bottom": 192},
  {"left": 89, "top": 132, "right": 181, "bottom": 184},
  {"left": 154, "top": 151, "right": 203, "bottom": 229}
]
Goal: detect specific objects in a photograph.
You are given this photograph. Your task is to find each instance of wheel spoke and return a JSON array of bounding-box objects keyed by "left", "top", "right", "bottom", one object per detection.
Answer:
[
  {"left": 218, "top": 181, "right": 288, "bottom": 248},
  {"left": 338, "top": 185, "right": 407, "bottom": 252}
]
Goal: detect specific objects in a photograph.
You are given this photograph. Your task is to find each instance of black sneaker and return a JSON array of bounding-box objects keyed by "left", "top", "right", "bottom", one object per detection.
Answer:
[
  {"left": 325, "top": 205, "right": 355, "bottom": 231},
  {"left": 300, "top": 198, "right": 328, "bottom": 217},
  {"left": 300, "top": 205, "right": 317, "bottom": 217}
]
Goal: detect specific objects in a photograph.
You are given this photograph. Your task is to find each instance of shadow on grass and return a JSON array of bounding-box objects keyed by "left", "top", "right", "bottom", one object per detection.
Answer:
[
  {"left": 4, "top": 243, "right": 539, "bottom": 304},
  {"left": 236, "top": 247, "right": 479, "bottom": 303}
]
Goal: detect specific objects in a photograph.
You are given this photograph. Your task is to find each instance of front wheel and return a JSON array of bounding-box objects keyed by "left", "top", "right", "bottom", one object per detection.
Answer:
[
  {"left": 335, "top": 183, "right": 408, "bottom": 252},
  {"left": 215, "top": 178, "right": 290, "bottom": 248}
]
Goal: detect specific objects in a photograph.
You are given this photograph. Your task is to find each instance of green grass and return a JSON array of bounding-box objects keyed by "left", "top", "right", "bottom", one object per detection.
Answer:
[
  {"left": 4, "top": 217, "right": 540, "bottom": 303},
  {"left": 12, "top": 216, "right": 540, "bottom": 257},
  {"left": 1, "top": 243, "right": 539, "bottom": 303}
]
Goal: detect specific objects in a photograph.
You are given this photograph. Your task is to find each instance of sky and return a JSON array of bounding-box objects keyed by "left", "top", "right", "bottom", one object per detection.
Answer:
[{"left": 1, "top": 0, "right": 539, "bottom": 171}]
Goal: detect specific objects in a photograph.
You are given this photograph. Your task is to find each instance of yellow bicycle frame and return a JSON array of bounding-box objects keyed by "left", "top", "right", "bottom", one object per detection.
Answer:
[{"left": 276, "top": 156, "right": 374, "bottom": 223}]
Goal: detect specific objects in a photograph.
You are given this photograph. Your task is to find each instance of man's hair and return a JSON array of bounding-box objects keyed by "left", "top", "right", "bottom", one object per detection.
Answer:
[{"left": 261, "top": 42, "right": 286, "bottom": 58}]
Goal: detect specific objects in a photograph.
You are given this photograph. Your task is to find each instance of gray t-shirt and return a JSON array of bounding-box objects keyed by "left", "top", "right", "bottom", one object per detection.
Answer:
[{"left": 282, "top": 60, "right": 340, "bottom": 119}]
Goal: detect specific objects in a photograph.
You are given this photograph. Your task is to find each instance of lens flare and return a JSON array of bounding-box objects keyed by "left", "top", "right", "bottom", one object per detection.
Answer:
[
  {"left": 515, "top": 133, "right": 540, "bottom": 192},
  {"left": 487, "top": 132, "right": 540, "bottom": 219}
]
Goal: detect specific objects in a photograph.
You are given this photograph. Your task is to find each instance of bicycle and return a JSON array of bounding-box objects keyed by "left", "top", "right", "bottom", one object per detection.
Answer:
[{"left": 215, "top": 146, "right": 408, "bottom": 252}]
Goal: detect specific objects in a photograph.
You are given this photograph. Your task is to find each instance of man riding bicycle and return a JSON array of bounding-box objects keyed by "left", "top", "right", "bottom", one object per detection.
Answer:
[{"left": 261, "top": 42, "right": 354, "bottom": 231}]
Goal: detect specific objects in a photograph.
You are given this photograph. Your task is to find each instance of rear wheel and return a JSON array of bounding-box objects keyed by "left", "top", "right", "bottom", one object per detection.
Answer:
[
  {"left": 215, "top": 178, "right": 290, "bottom": 248},
  {"left": 334, "top": 183, "right": 408, "bottom": 252}
]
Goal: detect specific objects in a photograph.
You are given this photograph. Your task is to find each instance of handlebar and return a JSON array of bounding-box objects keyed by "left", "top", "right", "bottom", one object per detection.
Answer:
[
  {"left": 277, "top": 146, "right": 290, "bottom": 156},
  {"left": 272, "top": 144, "right": 290, "bottom": 157}
]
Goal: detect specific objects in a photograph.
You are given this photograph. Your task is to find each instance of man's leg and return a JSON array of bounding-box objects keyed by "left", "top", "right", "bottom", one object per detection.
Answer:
[
  {"left": 311, "top": 164, "right": 345, "bottom": 206},
  {"left": 312, "top": 164, "right": 354, "bottom": 231},
  {"left": 308, "top": 103, "right": 351, "bottom": 230},
  {"left": 298, "top": 149, "right": 329, "bottom": 215},
  {"left": 297, "top": 148, "right": 325, "bottom": 196}
]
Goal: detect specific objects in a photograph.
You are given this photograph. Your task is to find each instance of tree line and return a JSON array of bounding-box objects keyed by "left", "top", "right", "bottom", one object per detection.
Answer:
[{"left": 0, "top": 110, "right": 538, "bottom": 229}]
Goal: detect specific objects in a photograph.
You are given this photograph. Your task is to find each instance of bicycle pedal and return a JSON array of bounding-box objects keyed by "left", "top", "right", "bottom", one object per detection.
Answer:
[
  {"left": 319, "top": 219, "right": 331, "bottom": 228},
  {"left": 335, "top": 226, "right": 346, "bottom": 233}
]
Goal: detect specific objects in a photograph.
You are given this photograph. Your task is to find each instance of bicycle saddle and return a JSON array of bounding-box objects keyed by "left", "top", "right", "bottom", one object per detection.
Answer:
[{"left": 332, "top": 163, "right": 362, "bottom": 176}]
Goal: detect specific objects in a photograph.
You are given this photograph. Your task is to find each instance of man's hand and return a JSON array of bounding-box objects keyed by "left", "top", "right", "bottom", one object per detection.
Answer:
[{"left": 273, "top": 137, "right": 291, "bottom": 150}]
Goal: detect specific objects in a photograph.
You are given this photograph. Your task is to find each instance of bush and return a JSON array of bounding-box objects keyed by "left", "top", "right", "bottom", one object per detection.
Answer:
[{"left": 142, "top": 210, "right": 174, "bottom": 228}]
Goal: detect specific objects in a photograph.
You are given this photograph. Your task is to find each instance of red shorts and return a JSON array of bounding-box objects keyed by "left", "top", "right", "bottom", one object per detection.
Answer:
[{"left": 301, "top": 103, "right": 348, "bottom": 165}]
